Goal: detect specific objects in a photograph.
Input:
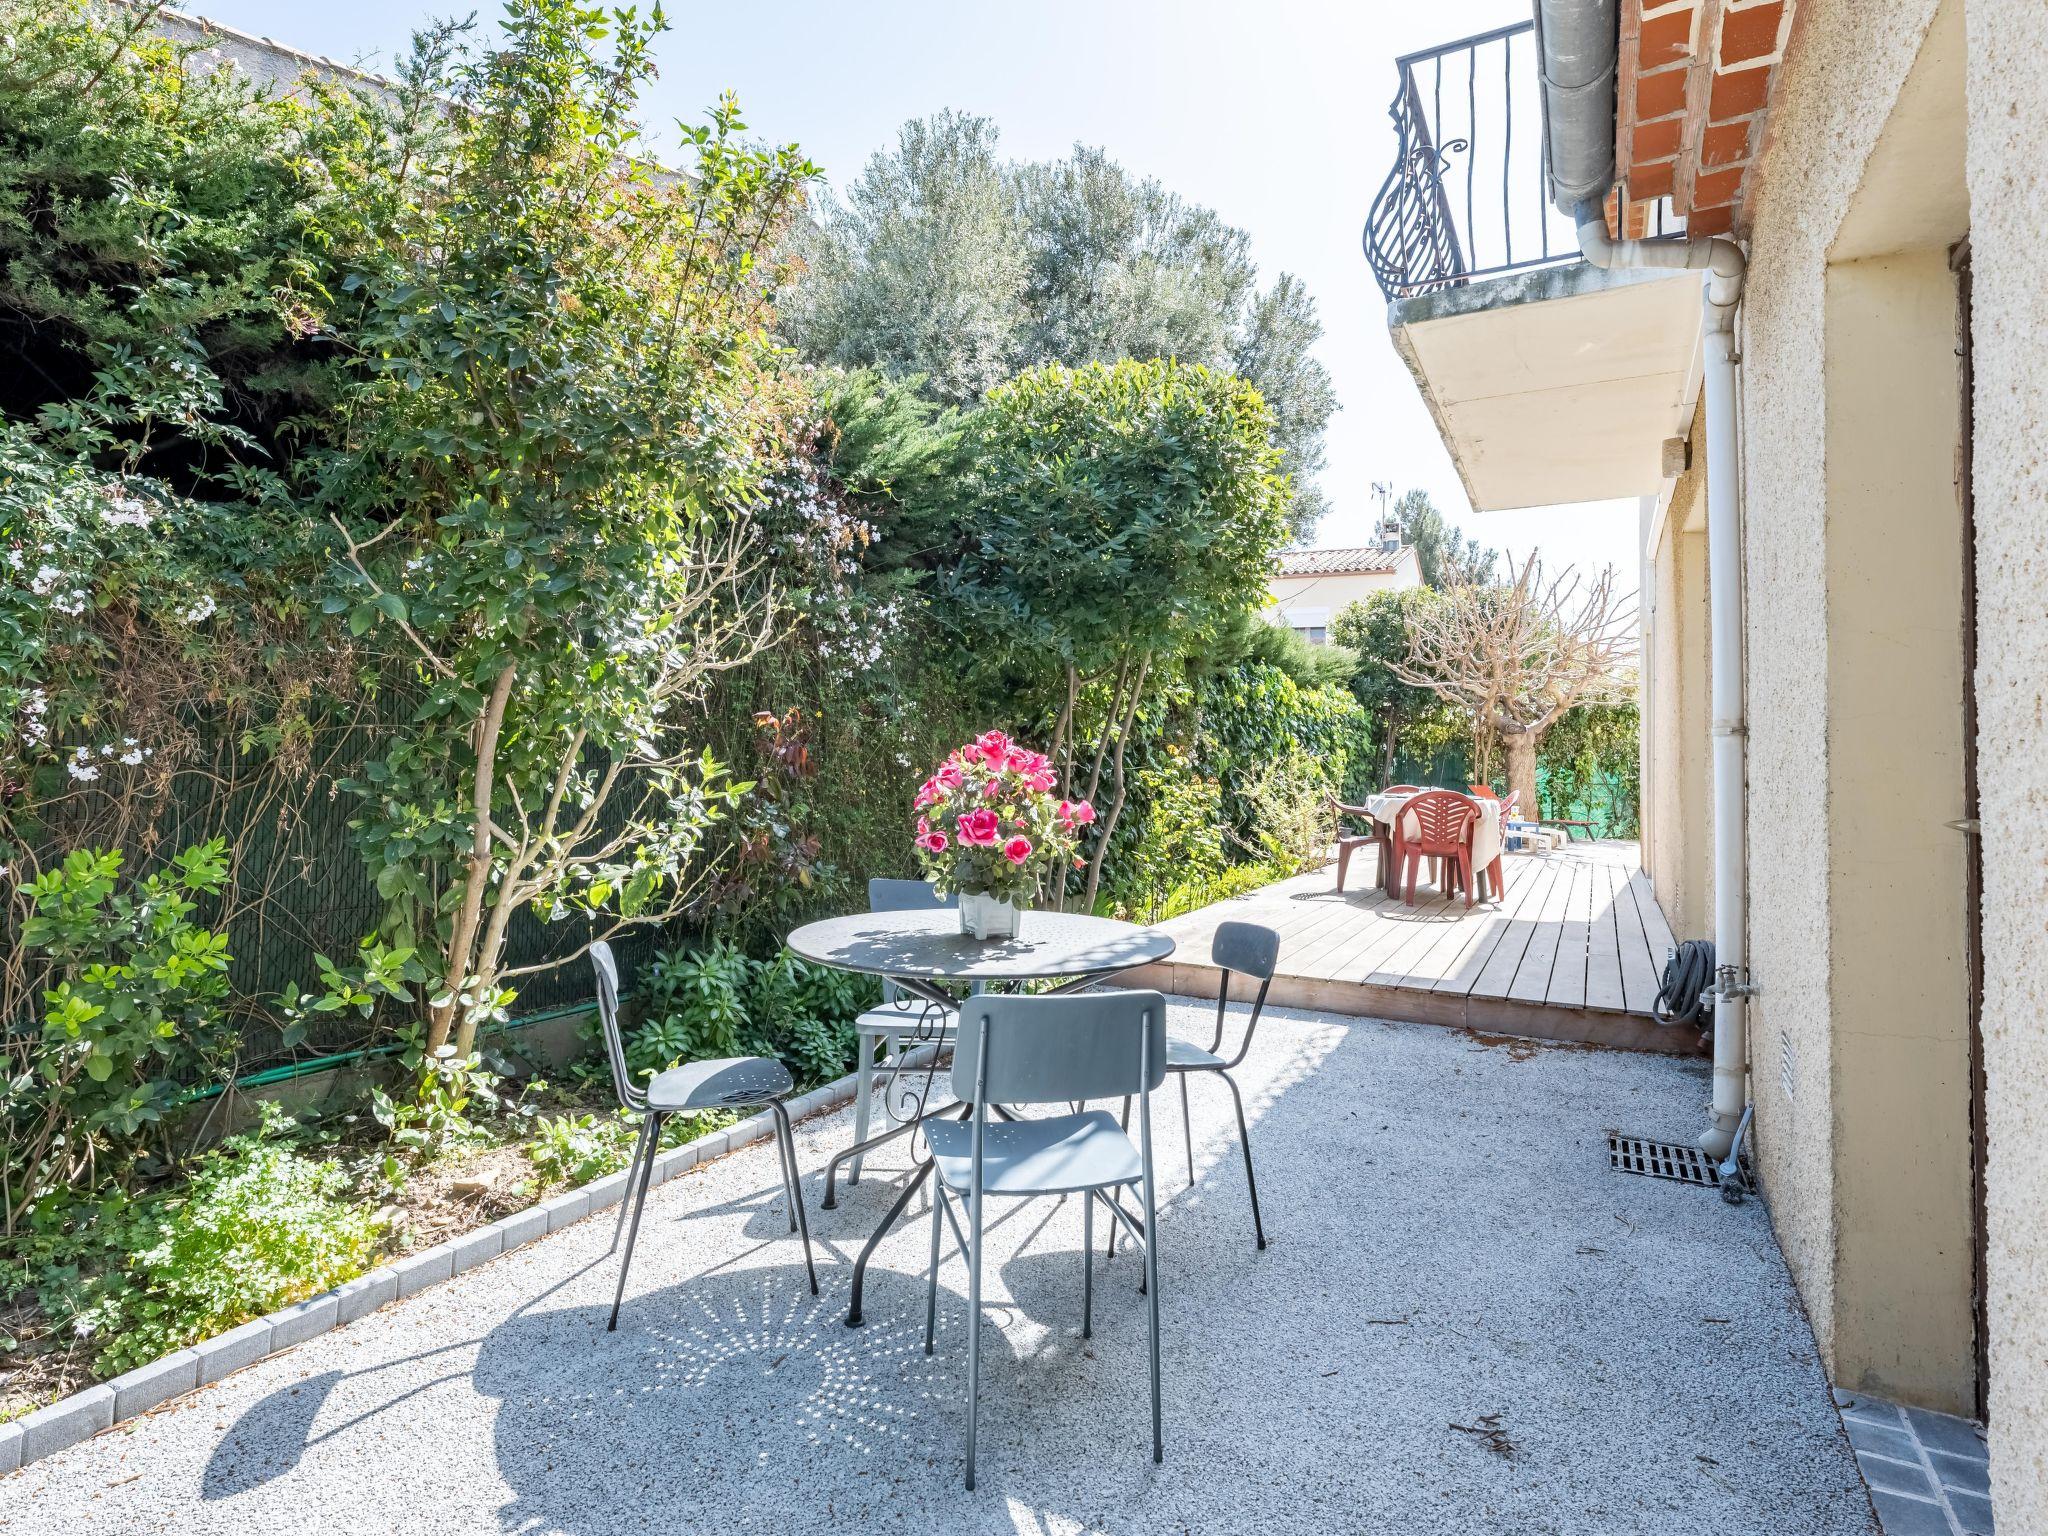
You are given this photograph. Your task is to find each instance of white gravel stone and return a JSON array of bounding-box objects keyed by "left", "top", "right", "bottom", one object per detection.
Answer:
[{"left": 0, "top": 1001, "right": 1879, "bottom": 1533}]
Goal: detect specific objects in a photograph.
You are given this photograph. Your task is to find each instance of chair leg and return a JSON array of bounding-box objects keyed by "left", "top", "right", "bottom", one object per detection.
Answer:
[
  {"left": 608, "top": 1111, "right": 665, "bottom": 1332},
  {"left": 612, "top": 1112, "right": 654, "bottom": 1256},
  {"left": 1178, "top": 1072, "right": 1195, "bottom": 1188},
  {"left": 1336, "top": 839, "right": 1355, "bottom": 892},
  {"left": 1137, "top": 1096, "right": 1163, "bottom": 1465},
  {"left": 1082, "top": 1191, "right": 1095, "bottom": 1340},
  {"left": 771, "top": 1100, "right": 818, "bottom": 1296},
  {"left": 849, "top": 1032, "right": 879, "bottom": 1185},
  {"left": 1108, "top": 1096, "right": 1132, "bottom": 1258},
  {"left": 1490, "top": 856, "right": 1506, "bottom": 901},
  {"left": 1460, "top": 848, "right": 1475, "bottom": 909},
  {"left": 772, "top": 1104, "right": 799, "bottom": 1233},
  {"left": 925, "top": 1184, "right": 944, "bottom": 1354},
  {"left": 1221, "top": 1071, "right": 1267, "bottom": 1251},
  {"left": 964, "top": 1181, "right": 985, "bottom": 1491}
]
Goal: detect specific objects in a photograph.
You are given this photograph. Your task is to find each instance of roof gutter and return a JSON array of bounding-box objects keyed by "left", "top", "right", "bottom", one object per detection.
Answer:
[{"left": 1534, "top": 0, "right": 1752, "bottom": 1163}]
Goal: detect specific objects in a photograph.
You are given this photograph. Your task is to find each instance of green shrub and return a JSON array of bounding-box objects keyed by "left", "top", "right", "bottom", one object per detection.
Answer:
[
  {"left": 7, "top": 840, "right": 235, "bottom": 1221},
  {"left": 527, "top": 1112, "right": 639, "bottom": 1187},
  {"left": 638, "top": 941, "right": 751, "bottom": 1071},
  {"left": 36, "top": 1115, "right": 383, "bottom": 1380},
  {"left": 1110, "top": 753, "right": 1226, "bottom": 922}
]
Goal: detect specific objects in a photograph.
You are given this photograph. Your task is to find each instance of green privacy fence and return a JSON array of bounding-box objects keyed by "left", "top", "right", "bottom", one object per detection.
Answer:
[
  {"left": 12, "top": 711, "right": 643, "bottom": 1061},
  {"left": 1378, "top": 749, "right": 1641, "bottom": 841}
]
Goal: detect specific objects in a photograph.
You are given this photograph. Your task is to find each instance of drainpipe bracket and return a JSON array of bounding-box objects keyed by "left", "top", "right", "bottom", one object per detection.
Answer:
[{"left": 1710, "top": 722, "right": 1747, "bottom": 738}]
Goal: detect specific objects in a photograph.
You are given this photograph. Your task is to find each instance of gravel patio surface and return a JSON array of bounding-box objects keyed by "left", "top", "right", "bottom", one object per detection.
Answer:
[{"left": 0, "top": 998, "right": 1877, "bottom": 1535}]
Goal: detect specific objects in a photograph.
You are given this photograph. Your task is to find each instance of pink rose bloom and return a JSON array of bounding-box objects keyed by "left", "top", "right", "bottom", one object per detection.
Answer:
[
  {"left": 957, "top": 744, "right": 982, "bottom": 766},
  {"left": 917, "top": 830, "right": 949, "bottom": 853},
  {"left": 1073, "top": 801, "right": 1097, "bottom": 825},
  {"left": 976, "top": 729, "right": 1011, "bottom": 760},
  {"left": 935, "top": 762, "right": 965, "bottom": 791},
  {"left": 982, "top": 779, "right": 1003, "bottom": 799},
  {"left": 1022, "top": 770, "right": 1056, "bottom": 793},
  {"left": 914, "top": 780, "right": 940, "bottom": 811},
  {"left": 957, "top": 807, "right": 1001, "bottom": 845},
  {"left": 1002, "top": 835, "right": 1033, "bottom": 864}
]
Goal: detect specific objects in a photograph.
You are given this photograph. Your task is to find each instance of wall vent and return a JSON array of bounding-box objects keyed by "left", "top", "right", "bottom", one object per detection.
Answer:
[{"left": 1780, "top": 1033, "right": 1798, "bottom": 1104}]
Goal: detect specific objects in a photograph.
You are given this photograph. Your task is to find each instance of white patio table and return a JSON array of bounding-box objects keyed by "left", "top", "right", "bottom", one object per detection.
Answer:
[{"left": 786, "top": 907, "right": 1174, "bottom": 1327}]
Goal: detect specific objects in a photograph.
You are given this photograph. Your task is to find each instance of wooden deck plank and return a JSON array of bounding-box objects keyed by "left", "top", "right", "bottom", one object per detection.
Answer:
[
  {"left": 1325, "top": 890, "right": 1452, "bottom": 981},
  {"left": 1472, "top": 858, "right": 1563, "bottom": 1000},
  {"left": 1432, "top": 849, "right": 1553, "bottom": 995},
  {"left": 1583, "top": 860, "right": 1628, "bottom": 1012},
  {"left": 1615, "top": 866, "right": 1665, "bottom": 1015},
  {"left": 1546, "top": 856, "right": 1594, "bottom": 1008},
  {"left": 1120, "top": 843, "right": 1697, "bottom": 1054},
  {"left": 1277, "top": 894, "right": 1393, "bottom": 969},
  {"left": 1628, "top": 869, "right": 1678, "bottom": 958},
  {"left": 1363, "top": 894, "right": 1475, "bottom": 987},
  {"left": 1505, "top": 856, "right": 1575, "bottom": 1002}
]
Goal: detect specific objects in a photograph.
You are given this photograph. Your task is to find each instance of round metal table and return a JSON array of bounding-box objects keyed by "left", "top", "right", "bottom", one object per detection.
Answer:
[{"left": 786, "top": 908, "right": 1174, "bottom": 1325}]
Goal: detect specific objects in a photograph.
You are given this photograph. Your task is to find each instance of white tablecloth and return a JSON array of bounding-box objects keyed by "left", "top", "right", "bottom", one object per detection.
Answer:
[{"left": 1365, "top": 789, "right": 1503, "bottom": 869}]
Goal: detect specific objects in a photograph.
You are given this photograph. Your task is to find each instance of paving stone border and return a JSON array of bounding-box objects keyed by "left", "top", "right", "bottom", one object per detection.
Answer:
[{"left": 0, "top": 1074, "right": 858, "bottom": 1478}]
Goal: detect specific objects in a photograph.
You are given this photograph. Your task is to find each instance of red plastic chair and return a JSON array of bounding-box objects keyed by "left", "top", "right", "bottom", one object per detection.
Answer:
[
  {"left": 1393, "top": 789, "right": 1482, "bottom": 908},
  {"left": 1329, "top": 797, "right": 1377, "bottom": 894}
]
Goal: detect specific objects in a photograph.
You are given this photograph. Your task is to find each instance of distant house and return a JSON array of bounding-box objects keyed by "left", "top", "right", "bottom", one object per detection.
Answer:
[{"left": 1265, "top": 526, "right": 1421, "bottom": 643}]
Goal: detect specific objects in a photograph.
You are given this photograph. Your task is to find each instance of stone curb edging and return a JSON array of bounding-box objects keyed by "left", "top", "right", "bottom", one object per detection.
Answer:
[{"left": 0, "top": 1073, "right": 859, "bottom": 1477}]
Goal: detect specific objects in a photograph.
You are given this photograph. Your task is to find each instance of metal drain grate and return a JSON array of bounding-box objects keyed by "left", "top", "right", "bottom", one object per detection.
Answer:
[{"left": 1609, "top": 1133, "right": 1722, "bottom": 1187}]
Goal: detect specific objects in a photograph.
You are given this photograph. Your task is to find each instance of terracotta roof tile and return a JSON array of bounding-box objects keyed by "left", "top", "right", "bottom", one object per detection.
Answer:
[{"left": 1274, "top": 546, "right": 1411, "bottom": 576}]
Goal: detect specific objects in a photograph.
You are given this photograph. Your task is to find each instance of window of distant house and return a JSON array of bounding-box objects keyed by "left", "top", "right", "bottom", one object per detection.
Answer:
[{"left": 1292, "top": 624, "right": 1327, "bottom": 644}]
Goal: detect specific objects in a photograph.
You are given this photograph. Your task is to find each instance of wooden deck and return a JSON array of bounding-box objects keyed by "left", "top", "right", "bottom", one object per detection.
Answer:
[{"left": 1123, "top": 839, "right": 1698, "bottom": 1054}]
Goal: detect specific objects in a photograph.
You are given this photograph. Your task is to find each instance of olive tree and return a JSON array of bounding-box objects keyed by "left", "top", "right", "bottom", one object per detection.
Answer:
[
  {"left": 938, "top": 359, "right": 1291, "bottom": 903},
  {"left": 314, "top": 3, "right": 818, "bottom": 1054}
]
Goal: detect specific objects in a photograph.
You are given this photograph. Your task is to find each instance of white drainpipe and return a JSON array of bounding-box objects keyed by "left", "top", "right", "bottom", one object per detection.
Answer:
[{"left": 1576, "top": 205, "right": 1752, "bottom": 1158}]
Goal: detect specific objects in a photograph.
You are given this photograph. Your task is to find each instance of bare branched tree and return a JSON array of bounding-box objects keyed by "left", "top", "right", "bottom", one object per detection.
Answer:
[{"left": 1391, "top": 555, "right": 1637, "bottom": 814}]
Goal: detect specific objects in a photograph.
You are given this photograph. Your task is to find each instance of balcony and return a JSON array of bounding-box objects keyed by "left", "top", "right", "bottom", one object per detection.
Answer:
[{"left": 1366, "top": 21, "right": 1708, "bottom": 513}]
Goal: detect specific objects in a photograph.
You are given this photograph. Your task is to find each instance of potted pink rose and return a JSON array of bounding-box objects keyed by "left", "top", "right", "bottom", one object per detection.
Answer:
[{"left": 911, "top": 730, "right": 1096, "bottom": 939}]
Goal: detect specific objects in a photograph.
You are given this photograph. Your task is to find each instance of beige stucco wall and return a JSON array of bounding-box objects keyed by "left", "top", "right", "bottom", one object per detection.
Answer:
[
  {"left": 1735, "top": 0, "right": 1941, "bottom": 1369},
  {"left": 1963, "top": 0, "right": 2048, "bottom": 1521},
  {"left": 1820, "top": 250, "right": 1974, "bottom": 1410},
  {"left": 1736, "top": 0, "right": 1964, "bottom": 1407},
  {"left": 1642, "top": 404, "right": 1713, "bottom": 942}
]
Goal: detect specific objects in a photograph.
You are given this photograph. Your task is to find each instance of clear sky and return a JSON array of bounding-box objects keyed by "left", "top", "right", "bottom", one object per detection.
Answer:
[{"left": 190, "top": 0, "right": 1641, "bottom": 583}]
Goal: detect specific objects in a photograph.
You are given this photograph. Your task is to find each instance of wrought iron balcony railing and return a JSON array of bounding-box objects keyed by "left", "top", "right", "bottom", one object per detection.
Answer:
[{"left": 1364, "top": 21, "right": 1677, "bottom": 301}]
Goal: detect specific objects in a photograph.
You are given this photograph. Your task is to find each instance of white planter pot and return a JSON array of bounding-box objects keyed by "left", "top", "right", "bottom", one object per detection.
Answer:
[{"left": 958, "top": 891, "right": 1023, "bottom": 941}]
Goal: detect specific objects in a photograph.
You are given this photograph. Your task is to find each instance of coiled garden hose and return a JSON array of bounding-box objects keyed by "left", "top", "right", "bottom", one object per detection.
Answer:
[{"left": 1653, "top": 939, "right": 1716, "bottom": 1028}]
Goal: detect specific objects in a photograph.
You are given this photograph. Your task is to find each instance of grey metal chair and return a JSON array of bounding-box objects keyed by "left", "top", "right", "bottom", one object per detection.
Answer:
[
  {"left": 921, "top": 989, "right": 1168, "bottom": 1490},
  {"left": 1131, "top": 920, "right": 1279, "bottom": 1251},
  {"left": 846, "top": 877, "right": 958, "bottom": 1186},
  {"left": 589, "top": 941, "right": 816, "bottom": 1331}
]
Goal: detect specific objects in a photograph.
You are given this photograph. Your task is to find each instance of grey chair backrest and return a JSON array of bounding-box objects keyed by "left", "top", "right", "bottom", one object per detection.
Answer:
[
  {"left": 952, "top": 991, "right": 1168, "bottom": 1105},
  {"left": 588, "top": 941, "right": 643, "bottom": 1111},
  {"left": 869, "top": 878, "right": 954, "bottom": 1007},
  {"left": 1208, "top": 921, "right": 1280, "bottom": 1065},
  {"left": 868, "top": 877, "right": 953, "bottom": 912},
  {"left": 1213, "top": 921, "right": 1279, "bottom": 981}
]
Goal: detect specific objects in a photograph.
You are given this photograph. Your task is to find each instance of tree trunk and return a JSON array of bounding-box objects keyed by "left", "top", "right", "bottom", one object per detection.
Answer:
[
  {"left": 1503, "top": 729, "right": 1541, "bottom": 819},
  {"left": 429, "top": 662, "right": 517, "bottom": 1055}
]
